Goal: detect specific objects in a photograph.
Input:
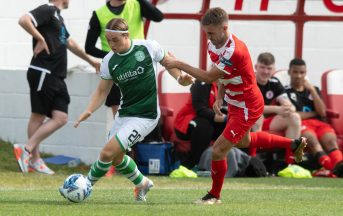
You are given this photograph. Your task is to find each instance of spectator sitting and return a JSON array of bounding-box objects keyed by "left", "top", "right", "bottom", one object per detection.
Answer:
[
  {"left": 174, "top": 80, "right": 226, "bottom": 171},
  {"left": 285, "top": 58, "right": 343, "bottom": 177},
  {"left": 252, "top": 52, "right": 302, "bottom": 166},
  {"left": 253, "top": 52, "right": 301, "bottom": 140}
]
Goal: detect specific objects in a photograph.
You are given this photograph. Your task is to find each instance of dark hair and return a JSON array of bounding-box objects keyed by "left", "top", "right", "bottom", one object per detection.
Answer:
[
  {"left": 106, "top": 18, "right": 129, "bottom": 33},
  {"left": 289, "top": 58, "right": 306, "bottom": 68},
  {"left": 201, "top": 7, "right": 228, "bottom": 26},
  {"left": 257, "top": 52, "right": 275, "bottom": 65}
]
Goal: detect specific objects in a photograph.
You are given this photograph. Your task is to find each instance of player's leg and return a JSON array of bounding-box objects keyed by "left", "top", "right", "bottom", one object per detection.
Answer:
[
  {"left": 88, "top": 116, "right": 157, "bottom": 201},
  {"left": 251, "top": 115, "right": 264, "bottom": 132},
  {"left": 28, "top": 110, "right": 68, "bottom": 174},
  {"left": 194, "top": 134, "right": 234, "bottom": 204},
  {"left": 195, "top": 108, "right": 250, "bottom": 205},
  {"left": 320, "top": 132, "right": 342, "bottom": 168},
  {"left": 268, "top": 112, "right": 301, "bottom": 139},
  {"left": 302, "top": 130, "right": 333, "bottom": 170},
  {"left": 87, "top": 136, "right": 124, "bottom": 186},
  {"left": 248, "top": 131, "right": 306, "bottom": 163}
]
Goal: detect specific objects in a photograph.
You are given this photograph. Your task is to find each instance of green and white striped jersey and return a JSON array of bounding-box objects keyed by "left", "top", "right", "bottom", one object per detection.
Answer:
[{"left": 100, "top": 39, "right": 165, "bottom": 119}]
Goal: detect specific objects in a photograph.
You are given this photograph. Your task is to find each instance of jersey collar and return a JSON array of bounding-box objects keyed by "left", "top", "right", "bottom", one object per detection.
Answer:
[{"left": 117, "top": 39, "right": 134, "bottom": 56}]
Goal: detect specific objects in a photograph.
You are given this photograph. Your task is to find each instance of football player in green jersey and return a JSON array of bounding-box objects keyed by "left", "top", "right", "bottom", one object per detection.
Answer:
[{"left": 73, "top": 18, "right": 193, "bottom": 202}]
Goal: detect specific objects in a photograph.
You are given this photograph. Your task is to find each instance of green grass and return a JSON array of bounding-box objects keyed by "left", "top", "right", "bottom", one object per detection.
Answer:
[{"left": 1, "top": 140, "right": 343, "bottom": 216}]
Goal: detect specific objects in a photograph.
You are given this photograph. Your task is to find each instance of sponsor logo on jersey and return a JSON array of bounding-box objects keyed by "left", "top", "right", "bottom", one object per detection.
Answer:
[
  {"left": 134, "top": 51, "right": 145, "bottom": 62},
  {"left": 117, "top": 66, "right": 144, "bottom": 82},
  {"left": 219, "top": 56, "right": 233, "bottom": 67},
  {"left": 302, "top": 106, "right": 313, "bottom": 112}
]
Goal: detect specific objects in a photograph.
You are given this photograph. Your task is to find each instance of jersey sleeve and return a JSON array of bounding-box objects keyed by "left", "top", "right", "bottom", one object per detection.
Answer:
[
  {"left": 28, "top": 4, "right": 55, "bottom": 27},
  {"left": 99, "top": 53, "right": 113, "bottom": 80},
  {"left": 272, "top": 77, "right": 288, "bottom": 102},
  {"left": 146, "top": 39, "right": 165, "bottom": 62}
]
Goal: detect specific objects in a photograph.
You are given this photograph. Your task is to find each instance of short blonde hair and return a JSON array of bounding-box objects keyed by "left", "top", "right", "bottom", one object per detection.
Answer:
[
  {"left": 201, "top": 7, "right": 228, "bottom": 26},
  {"left": 106, "top": 18, "right": 129, "bottom": 33}
]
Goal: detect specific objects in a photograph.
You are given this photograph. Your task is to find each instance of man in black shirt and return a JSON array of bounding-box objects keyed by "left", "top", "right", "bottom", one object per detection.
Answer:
[
  {"left": 13, "top": 0, "right": 100, "bottom": 175},
  {"left": 286, "top": 58, "right": 343, "bottom": 176},
  {"left": 85, "top": 0, "right": 163, "bottom": 117},
  {"left": 253, "top": 53, "right": 301, "bottom": 141}
]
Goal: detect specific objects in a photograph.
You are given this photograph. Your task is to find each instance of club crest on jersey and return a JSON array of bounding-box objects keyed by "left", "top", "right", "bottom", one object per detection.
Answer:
[
  {"left": 266, "top": 90, "right": 274, "bottom": 99},
  {"left": 219, "top": 57, "right": 233, "bottom": 67},
  {"left": 135, "top": 51, "right": 145, "bottom": 62}
]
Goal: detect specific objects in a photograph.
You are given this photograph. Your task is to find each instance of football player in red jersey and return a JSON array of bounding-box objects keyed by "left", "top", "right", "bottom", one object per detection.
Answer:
[{"left": 164, "top": 7, "right": 307, "bottom": 204}]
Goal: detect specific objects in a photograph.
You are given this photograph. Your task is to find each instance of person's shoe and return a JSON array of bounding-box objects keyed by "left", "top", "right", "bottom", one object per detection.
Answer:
[
  {"left": 194, "top": 193, "right": 222, "bottom": 205},
  {"left": 13, "top": 144, "right": 30, "bottom": 173},
  {"left": 292, "top": 137, "right": 307, "bottom": 163},
  {"left": 29, "top": 158, "right": 55, "bottom": 175},
  {"left": 312, "top": 168, "right": 336, "bottom": 178},
  {"left": 134, "top": 178, "right": 154, "bottom": 202},
  {"left": 333, "top": 161, "right": 343, "bottom": 177},
  {"left": 105, "top": 166, "right": 115, "bottom": 177}
]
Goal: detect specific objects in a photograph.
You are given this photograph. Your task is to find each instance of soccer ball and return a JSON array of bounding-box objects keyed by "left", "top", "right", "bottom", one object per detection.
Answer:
[{"left": 59, "top": 174, "right": 92, "bottom": 203}]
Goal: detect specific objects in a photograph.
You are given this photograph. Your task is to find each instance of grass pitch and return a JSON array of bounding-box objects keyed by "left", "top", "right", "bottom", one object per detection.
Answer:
[{"left": 1, "top": 140, "right": 343, "bottom": 216}]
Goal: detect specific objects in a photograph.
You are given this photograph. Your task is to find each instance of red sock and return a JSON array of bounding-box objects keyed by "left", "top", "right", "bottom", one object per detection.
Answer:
[
  {"left": 319, "top": 155, "right": 333, "bottom": 170},
  {"left": 328, "top": 149, "right": 343, "bottom": 167},
  {"left": 209, "top": 159, "right": 227, "bottom": 199},
  {"left": 250, "top": 132, "right": 292, "bottom": 149}
]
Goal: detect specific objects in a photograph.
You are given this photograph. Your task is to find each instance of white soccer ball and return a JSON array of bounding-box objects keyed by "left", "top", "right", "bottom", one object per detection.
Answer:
[{"left": 59, "top": 174, "right": 92, "bottom": 203}]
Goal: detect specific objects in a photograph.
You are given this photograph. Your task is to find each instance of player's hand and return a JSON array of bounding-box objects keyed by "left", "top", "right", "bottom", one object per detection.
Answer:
[
  {"left": 279, "top": 105, "right": 292, "bottom": 117},
  {"left": 213, "top": 99, "right": 224, "bottom": 116},
  {"left": 33, "top": 39, "right": 50, "bottom": 57},
  {"left": 177, "top": 74, "right": 194, "bottom": 86},
  {"left": 74, "top": 111, "right": 92, "bottom": 128},
  {"left": 162, "top": 53, "right": 179, "bottom": 69}
]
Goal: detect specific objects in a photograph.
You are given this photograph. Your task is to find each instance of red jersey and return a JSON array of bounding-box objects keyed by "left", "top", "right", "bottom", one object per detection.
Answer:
[{"left": 208, "top": 34, "right": 263, "bottom": 120}]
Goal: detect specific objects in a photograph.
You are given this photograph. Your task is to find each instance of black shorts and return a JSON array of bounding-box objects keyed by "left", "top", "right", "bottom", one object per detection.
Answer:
[
  {"left": 27, "top": 69, "right": 70, "bottom": 118},
  {"left": 105, "top": 84, "right": 121, "bottom": 107}
]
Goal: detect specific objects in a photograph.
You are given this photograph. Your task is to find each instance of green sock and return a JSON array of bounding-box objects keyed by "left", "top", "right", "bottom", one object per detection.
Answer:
[
  {"left": 115, "top": 155, "right": 144, "bottom": 186},
  {"left": 87, "top": 159, "right": 112, "bottom": 185}
]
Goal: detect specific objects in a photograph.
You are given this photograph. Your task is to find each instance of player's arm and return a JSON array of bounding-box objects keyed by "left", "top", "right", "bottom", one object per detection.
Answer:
[
  {"left": 18, "top": 14, "right": 44, "bottom": 43},
  {"left": 85, "top": 12, "right": 108, "bottom": 58},
  {"left": 298, "top": 111, "right": 317, "bottom": 120},
  {"left": 74, "top": 79, "right": 113, "bottom": 128},
  {"left": 138, "top": 0, "right": 164, "bottom": 22},
  {"left": 160, "top": 53, "right": 193, "bottom": 86},
  {"left": 18, "top": 14, "right": 50, "bottom": 56},
  {"left": 264, "top": 94, "right": 295, "bottom": 116},
  {"left": 163, "top": 56, "right": 223, "bottom": 84},
  {"left": 213, "top": 82, "right": 225, "bottom": 116},
  {"left": 304, "top": 81, "right": 326, "bottom": 117},
  {"left": 67, "top": 38, "right": 100, "bottom": 73}
]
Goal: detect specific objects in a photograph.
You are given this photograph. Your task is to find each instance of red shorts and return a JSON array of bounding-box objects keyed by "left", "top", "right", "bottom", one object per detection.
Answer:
[
  {"left": 301, "top": 119, "right": 336, "bottom": 139},
  {"left": 222, "top": 103, "right": 263, "bottom": 144},
  {"left": 262, "top": 115, "right": 276, "bottom": 131}
]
